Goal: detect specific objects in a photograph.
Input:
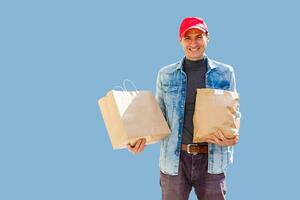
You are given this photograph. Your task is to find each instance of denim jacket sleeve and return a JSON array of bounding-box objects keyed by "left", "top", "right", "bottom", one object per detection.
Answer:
[{"left": 155, "top": 71, "right": 166, "bottom": 118}]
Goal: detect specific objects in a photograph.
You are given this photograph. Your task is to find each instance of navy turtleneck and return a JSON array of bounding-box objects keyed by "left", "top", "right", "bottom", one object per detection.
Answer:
[{"left": 182, "top": 56, "right": 208, "bottom": 145}]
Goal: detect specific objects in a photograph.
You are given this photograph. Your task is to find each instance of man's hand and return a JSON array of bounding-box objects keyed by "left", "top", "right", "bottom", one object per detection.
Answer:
[
  {"left": 127, "top": 138, "right": 146, "bottom": 154},
  {"left": 206, "top": 130, "right": 239, "bottom": 146}
]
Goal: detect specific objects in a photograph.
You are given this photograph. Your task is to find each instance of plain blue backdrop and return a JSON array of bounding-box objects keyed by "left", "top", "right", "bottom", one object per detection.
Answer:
[{"left": 1, "top": 0, "right": 300, "bottom": 199}]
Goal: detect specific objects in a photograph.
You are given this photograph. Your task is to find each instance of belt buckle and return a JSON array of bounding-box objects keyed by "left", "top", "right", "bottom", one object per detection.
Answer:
[{"left": 187, "top": 144, "right": 198, "bottom": 155}]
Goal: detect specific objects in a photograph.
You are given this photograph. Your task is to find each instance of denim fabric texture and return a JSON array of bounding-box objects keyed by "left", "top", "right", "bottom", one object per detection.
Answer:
[{"left": 155, "top": 56, "right": 241, "bottom": 175}]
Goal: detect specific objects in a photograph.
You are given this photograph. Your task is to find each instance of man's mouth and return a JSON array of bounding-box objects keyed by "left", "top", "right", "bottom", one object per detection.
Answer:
[{"left": 188, "top": 47, "right": 200, "bottom": 52}]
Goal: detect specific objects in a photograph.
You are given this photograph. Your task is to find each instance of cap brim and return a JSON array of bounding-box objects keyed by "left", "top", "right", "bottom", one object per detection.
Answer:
[{"left": 180, "top": 26, "right": 207, "bottom": 38}]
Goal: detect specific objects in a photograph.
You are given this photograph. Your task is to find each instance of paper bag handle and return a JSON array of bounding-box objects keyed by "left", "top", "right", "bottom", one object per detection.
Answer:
[
  {"left": 113, "top": 86, "right": 125, "bottom": 91},
  {"left": 123, "top": 79, "right": 138, "bottom": 93}
]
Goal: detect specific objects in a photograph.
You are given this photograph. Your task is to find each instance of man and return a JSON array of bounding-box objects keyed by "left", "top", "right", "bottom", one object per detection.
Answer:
[{"left": 128, "top": 17, "right": 240, "bottom": 200}]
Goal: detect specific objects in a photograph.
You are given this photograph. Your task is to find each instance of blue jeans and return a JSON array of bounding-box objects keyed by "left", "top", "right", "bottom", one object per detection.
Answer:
[{"left": 160, "top": 151, "right": 226, "bottom": 200}]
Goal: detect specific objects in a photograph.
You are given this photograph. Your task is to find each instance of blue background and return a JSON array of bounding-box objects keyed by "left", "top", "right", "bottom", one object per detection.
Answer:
[{"left": 1, "top": 0, "right": 299, "bottom": 199}]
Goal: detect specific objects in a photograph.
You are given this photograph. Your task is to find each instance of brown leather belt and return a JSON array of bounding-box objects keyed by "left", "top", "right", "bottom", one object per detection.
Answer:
[{"left": 181, "top": 144, "right": 208, "bottom": 155}]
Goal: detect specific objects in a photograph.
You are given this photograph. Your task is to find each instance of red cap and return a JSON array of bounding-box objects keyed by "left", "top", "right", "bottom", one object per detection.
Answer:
[{"left": 179, "top": 17, "right": 208, "bottom": 38}]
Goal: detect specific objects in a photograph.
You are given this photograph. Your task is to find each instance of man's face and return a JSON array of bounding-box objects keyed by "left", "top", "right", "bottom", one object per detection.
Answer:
[{"left": 180, "top": 28, "right": 209, "bottom": 61}]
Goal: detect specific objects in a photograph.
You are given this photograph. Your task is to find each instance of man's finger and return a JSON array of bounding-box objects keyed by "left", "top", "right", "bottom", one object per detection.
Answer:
[
  {"left": 217, "top": 130, "right": 225, "bottom": 141},
  {"left": 133, "top": 139, "right": 142, "bottom": 152},
  {"left": 137, "top": 138, "right": 146, "bottom": 152},
  {"left": 207, "top": 139, "right": 216, "bottom": 144},
  {"left": 139, "top": 142, "right": 146, "bottom": 153},
  {"left": 214, "top": 136, "right": 220, "bottom": 144},
  {"left": 141, "top": 138, "right": 146, "bottom": 146}
]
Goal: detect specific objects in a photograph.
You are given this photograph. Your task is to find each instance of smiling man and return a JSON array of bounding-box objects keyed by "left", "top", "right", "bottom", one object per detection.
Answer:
[{"left": 128, "top": 17, "right": 240, "bottom": 200}]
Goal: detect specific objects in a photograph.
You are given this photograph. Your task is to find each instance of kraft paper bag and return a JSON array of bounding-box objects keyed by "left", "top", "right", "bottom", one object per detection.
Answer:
[
  {"left": 98, "top": 90, "right": 170, "bottom": 149},
  {"left": 193, "top": 88, "right": 240, "bottom": 143}
]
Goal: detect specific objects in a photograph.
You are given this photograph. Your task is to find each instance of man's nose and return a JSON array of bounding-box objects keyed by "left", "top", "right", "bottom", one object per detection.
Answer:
[{"left": 189, "top": 39, "right": 198, "bottom": 47}]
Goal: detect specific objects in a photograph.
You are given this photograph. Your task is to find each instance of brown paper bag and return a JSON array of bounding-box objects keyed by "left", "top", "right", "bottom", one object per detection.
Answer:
[
  {"left": 193, "top": 88, "right": 240, "bottom": 143},
  {"left": 98, "top": 90, "right": 170, "bottom": 149}
]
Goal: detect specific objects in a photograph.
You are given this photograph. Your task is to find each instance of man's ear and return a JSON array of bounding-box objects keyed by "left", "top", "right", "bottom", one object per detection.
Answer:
[
  {"left": 179, "top": 37, "right": 183, "bottom": 45},
  {"left": 206, "top": 33, "right": 210, "bottom": 42}
]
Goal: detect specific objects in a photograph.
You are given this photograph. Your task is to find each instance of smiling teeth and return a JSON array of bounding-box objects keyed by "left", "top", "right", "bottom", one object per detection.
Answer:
[{"left": 189, "top": 48, "right": 199, "bottom": 51}]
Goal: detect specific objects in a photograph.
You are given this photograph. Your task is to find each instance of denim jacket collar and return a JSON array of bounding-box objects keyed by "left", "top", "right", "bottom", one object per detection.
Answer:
[{"left": 175, "top": 54, "right": 217, "bottom": 71}]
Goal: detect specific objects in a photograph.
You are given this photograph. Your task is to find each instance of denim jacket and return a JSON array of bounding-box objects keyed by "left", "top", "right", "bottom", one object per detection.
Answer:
[{"left": 155, "top": 56, "right": 241, "bottom": 175}]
